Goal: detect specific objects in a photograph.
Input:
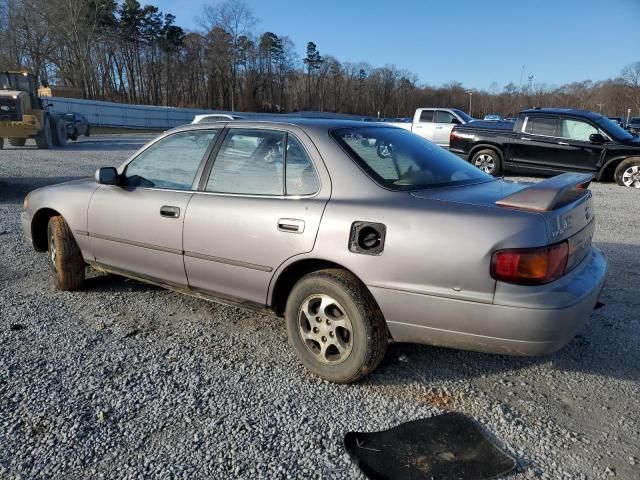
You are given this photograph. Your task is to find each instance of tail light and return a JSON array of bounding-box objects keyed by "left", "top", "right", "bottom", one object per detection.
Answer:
[
  {"left": 491, "top": 241, "right": 569, "bottom": 285},
  {"left": 450, "top": 131, "right": 456, "bottom": 144}
]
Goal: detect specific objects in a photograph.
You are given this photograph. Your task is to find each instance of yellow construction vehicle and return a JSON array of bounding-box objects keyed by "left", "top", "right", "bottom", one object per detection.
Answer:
[{"left": 0, "top": 71, "right": 68, "bottom": 149}]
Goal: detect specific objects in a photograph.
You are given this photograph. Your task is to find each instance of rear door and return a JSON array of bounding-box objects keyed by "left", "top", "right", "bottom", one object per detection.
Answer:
[
  {"left": 182, "top": 126, "right": 330, "bottom": 305},
  {"left": 509, "top": 115, "right": 560, "bottom": 172},
  {"left": 553, "top": 117, "right": 605, "bottom": 172},
  {"left": 411, "top": 109, "right": 436, "bottom": 142},
  {"left": 88, "top": 129, "right": 219, "bottom": 285}
]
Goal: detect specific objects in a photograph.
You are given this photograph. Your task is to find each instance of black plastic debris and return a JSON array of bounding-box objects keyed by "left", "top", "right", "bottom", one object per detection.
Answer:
[
  {"left": 344, "top": 412, "right": 516, "bottom": 480},
  {"left": 10, "top": 323, "right": 25, "bottom": 331}
]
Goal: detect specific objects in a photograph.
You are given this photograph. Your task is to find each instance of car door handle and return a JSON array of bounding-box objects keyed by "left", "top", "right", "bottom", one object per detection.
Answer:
[
  {"left": 160, "top": 206, "right": 180, "bottom": 218},
  {"left": 435, "top": 126, "right": 443, "bottom": 129},
  {"left": 277, "top": 218, "right": 305, "bottom": 233}
]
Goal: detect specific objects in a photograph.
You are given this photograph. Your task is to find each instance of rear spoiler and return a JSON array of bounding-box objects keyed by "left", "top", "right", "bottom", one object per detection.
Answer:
[{"left": 496, "top": 172, "right": 593, "bottom": 211}]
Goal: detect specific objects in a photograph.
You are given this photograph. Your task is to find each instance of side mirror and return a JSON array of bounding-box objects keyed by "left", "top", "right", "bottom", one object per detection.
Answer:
[
  {"left": 95, "top": 167, "right": 119, "bottom": 185},
  {"left": 450, "top": 118, "right": 461, "bottom": 124},
  {"left": 589, "top": 133, "right": 606, "bottom": 144}
]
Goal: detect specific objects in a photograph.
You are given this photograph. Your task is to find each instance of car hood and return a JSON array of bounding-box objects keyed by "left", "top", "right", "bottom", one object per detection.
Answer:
[{"left": 410, "top": 179, "right": 530, "bottom": 209}]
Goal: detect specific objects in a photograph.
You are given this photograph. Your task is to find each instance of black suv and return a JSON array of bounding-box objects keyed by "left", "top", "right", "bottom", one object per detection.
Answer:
[{"left": 449, "top": 108, "right": 640, "bottom": 188}]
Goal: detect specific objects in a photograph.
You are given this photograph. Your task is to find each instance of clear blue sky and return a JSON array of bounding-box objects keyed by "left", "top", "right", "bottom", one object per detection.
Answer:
[{"left": 153, "top": 0, "right": 639, "bottom": 91}]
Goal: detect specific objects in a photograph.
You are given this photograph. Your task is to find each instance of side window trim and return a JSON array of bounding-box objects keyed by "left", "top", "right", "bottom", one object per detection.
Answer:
[
  {"left": 196, "top": 127, "right": 230, "bottom": 191},
  {"left": 198, "top": 127, "right": 322, "bottom": 198},
  {"left": 121, "top": 129, "right": 221, "bottom": 192},
  {"left": 522, "top": 116, "right": 560, "bottom": 139},
  {"left": 284, "top": 132, "right": 321, "bottom": 197},
  {"left": 202, "top": 127, "right": 286, "bottom": 196}
]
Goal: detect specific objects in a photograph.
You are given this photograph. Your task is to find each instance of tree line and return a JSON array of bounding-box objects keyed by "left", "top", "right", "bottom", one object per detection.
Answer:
[{"left": 1, "top": 0, "right": 639, "bottom": 119}]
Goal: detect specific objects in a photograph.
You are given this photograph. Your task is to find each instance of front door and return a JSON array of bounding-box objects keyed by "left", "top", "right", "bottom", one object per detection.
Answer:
[
  {"left": 182, "top": 126, "right": 330, "bottom": 305},
  {"left": 88, "top": 129, "right": 219, "bottom": 285},
  {"left": 552, "top": 118, "right": 606, "bottom": 172}
]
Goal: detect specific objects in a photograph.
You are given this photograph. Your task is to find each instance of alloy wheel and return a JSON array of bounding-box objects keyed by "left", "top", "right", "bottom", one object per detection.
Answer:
[
  {"left": 474, "top": 154, "right": 495, "bottom": 174},
  {"left": 622, "top": 165, "right": 640, "bottom": 188},
  {"left": 298, "top": 294, "right": 353, "bottom": 365}
]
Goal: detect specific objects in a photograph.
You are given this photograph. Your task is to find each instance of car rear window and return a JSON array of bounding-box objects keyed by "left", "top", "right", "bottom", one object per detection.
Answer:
[{"left": 331, "top": 127, "right": 493, "bottom": 190}]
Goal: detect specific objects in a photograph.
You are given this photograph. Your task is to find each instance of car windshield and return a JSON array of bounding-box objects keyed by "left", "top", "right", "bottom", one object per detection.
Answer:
[
  {"left": 595, "top": 117, "right": 634, "bottom": 140},
  {"left": 453, "top": 109, "right": 474, "bottom": 122},
  {"left": 331, "top": 126, "right": 493, "bottom": 190}
]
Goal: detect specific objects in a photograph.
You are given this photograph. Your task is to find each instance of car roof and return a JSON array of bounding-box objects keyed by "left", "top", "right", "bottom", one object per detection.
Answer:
[
  {"left": 166, "top": 117, "right": 399, "bottom": 135},
  {"left": 520, "top": 108, "right": 604, "bottom": 121}
]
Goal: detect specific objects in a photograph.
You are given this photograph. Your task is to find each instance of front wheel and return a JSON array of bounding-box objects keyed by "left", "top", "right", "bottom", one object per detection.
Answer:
[
  {"left": 614, "top": 158, "right": 640, "bottom": 188},
  {"left": 471, "top": 149, "right": 502, "bottom": 176},
  {"left": 47, "top": 216, "right": 85, "bottom": 290},
  {"left": 285, "top": 269, "right": 388, "bottom": 383}
]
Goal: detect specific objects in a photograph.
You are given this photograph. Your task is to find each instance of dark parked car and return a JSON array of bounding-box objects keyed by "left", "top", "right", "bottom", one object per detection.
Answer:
[
  {"left": 450, "top": 108, "right": 640, "bottom": 187},
  {"left": 61, "top": 112, "right": 91, "bottom": 140},
  {"left": 627, "top": 117, "right": 640, "bottom": 135}
]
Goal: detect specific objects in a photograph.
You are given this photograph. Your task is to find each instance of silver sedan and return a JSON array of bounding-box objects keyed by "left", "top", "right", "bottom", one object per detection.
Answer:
[{"left": 22, "top": 119, "right": 608, "bottom": 383}]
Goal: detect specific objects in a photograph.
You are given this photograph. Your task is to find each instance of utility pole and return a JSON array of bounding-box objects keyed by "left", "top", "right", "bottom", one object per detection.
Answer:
[
  {"left": 466, "top": 90, "right": 474, "bottom": 116},
  {"left": 527, "top": 75, "right": 534, "bottom": 92},
  {"left": 596, "top": 103, "right": 604, "bottom": 114},
  {"left": 519, "top": 65, "right": 525, "bottom": 92}
]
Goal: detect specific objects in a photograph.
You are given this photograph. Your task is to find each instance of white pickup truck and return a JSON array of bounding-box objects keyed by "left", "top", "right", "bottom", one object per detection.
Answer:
[{"left": 387, "top": 108, "right": 475, "bottom": 148}]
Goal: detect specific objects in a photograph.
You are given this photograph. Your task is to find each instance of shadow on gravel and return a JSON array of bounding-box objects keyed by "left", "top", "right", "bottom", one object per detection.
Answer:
[
  {"left": 0, "top": 176, "right": 85, "bottom": 203},
  {"left": 84, "top": 272, "right": 160, "bottom": 293}
]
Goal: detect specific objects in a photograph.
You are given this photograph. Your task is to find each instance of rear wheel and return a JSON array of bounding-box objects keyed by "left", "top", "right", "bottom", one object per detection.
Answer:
[
  {"left": 71, "top": 128, "right": 78, "bottom": 141},
  {"left": 47, "top": 216, "right": 85, "bottom": 290},
  {"left": 8, "top": 138, "right": 27, "bottom": 147},
  {"left": 35, "top": 117, "right": 53, "bottom": 149},
  {"left": 0, "top": 138, "right": 3, "bottom": 149},
  {"left": 472, "top": 148, "right": 502, "bottom": 176},
  {"left": 614, "top": 158, "right": 640, "bottom": 188},
  {"left": 285, "top": 269, "right": 387, "bottom": 383},
  {"left": 84, "top": 125, "right": 91, "bottom": 137}
]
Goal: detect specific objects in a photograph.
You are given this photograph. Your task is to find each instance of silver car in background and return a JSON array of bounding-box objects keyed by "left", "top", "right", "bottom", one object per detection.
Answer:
[{"left": 22, "top": 119, "right": 607, "bottom": 383}]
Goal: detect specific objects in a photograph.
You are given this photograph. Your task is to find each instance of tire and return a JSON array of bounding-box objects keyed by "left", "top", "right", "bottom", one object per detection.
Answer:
[
  {"left": 71, "top": 128, "right": 78, "bottom": 141},
  {"left": 285, "top": 269, "right": 388, "bottom": 383},
  {"left": 8, "top": 137, "right": 27, "bottom": 147},
  {"left": 614, "top": 158, "right": 640, "bottom": 188},
  {"left": 52, "top": 119, "right": 68, "bottom": 147},
  {"left": 471, "top": 148, "right": 502, "bottom": 176},
  {"left": 47, "top": 216, "right": 85, "bottom": 290},
  {"left": 35, "top": 117, "right": 53, "bottom": 149},
  {"left": 84, "top": 125, "right": 91, "bottom": 137}
]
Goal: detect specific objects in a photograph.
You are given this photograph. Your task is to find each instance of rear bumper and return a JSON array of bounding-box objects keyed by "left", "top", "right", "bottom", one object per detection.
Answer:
[{"left": 369, "top": 247, "right": 607, "bottom": 356}]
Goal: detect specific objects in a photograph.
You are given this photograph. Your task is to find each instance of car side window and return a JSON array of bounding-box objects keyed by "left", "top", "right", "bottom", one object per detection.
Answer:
[
  {"left": 524, "top": 117, "right": 558, "bottom": 137},
  {"left": 561, "top": 119, "right": 598, "bottom": 142},
  {"left": 435, "top": 110, "right": 456, "bottom": 124},
  {"left": 123, "top": 130, "right": 217, "bottom": 190},
  {"left": 419, "top": 110, "right": 434, "bottom": 123},
  {"left": 206, "top": 128, "right": 285, "bottom": 195},
  {"left": 286, "top": 135, "right": 320, "bottom": 195}
]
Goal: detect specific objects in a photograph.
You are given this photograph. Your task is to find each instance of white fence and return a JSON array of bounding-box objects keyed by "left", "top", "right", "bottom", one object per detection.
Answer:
[{"left": 47, "top": 97, "right": 254, "bottom": 129}]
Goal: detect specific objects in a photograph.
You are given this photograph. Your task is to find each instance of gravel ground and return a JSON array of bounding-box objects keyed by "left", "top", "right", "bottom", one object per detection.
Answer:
[{"left": 1, "top": 136, "right": 639, "bottom": 480}]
